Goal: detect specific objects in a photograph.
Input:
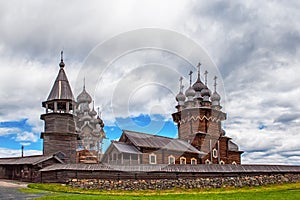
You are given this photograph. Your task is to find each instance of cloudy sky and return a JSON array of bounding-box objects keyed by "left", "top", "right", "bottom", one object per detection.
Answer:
[{"left": 0, "top": 0, "right": 299, "bottom": 165}]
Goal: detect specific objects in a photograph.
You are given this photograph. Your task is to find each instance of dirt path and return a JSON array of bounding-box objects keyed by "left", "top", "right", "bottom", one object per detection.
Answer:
[{"left": 0, "top": 179, "right": 43, "bottom": 200}]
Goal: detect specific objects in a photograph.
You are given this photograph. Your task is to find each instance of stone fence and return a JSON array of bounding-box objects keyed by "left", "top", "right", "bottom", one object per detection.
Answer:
[{"left": 68, "top": 174, "right": 300, "bottom": 190}]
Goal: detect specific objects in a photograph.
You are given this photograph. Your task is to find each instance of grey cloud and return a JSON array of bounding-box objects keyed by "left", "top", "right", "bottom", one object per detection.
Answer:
[
  {"left": 0, "top": 1, "right": 300, "bottom": 164},
  {"left": 274, "top": 113, "right": 300, "bottom": 124}
]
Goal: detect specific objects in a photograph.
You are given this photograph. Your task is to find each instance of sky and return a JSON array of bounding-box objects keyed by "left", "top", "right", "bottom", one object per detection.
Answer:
[{"left": 0, "top": 0, "right": 300, "bottom": 165}]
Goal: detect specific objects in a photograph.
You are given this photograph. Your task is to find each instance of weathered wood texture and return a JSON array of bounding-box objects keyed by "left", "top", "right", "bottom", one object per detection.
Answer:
[
  {"left": 41, "top": 113, "right": 77, "bottom": 163},
  {"left": 39, "top": 164, "right": 300, "bottom": 183}
]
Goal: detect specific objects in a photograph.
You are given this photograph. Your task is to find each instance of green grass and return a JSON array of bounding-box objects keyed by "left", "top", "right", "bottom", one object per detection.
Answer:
[{"left": 21, "top": 182, "right": 300, "bottom": 200}]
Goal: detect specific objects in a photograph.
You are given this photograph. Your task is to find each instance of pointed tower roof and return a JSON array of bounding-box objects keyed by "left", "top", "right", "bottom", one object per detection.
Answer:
[{"left": 46, "top": 51, "right": 74, "bottom": 101}]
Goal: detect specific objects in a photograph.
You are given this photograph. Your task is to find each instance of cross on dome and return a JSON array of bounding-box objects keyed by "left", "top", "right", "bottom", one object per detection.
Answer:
[
  {"left": 179, "top": 76, "right": 184, "bottom": 92},
  {"left": 214, "top": 76, "right": 217, "bottom": 92},
  {"left": 189, "top": 71, "right": 193, "bottom": 86},
  {"left": 204, "top": 70, "right": 208, "bottom": 85}
]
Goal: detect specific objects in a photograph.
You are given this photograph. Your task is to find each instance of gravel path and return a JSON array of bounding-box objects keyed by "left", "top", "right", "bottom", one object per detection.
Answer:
[{"left": 0, "top": 179, "right": 43, "bottom": 200}]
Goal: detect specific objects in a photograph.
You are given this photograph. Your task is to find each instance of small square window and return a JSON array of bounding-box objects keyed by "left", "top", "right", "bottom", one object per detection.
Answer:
[{"left": 149, "top": 154, "right": 156, "bottom": 164}]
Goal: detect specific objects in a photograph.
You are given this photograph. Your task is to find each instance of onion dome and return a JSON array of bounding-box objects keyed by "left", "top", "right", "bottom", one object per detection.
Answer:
[
  {"left": 211, "top": 76, "right": 221, "bottom": 108},
  {"left": 89, "top": 101, "right": 97, "bottom": 116},
  {"left": 201, "top": 85, "right": 211, "bottom": 97},
  {"left": 175, "top": 77, "right": 186, "bottom": 102},
  {"left": 89, "top": 108, "right": 97, "bottom": 116},
  {"left": 77, "top": 86, "right": 92, "bottom": 104},
  {"left": 192, "top": 77, "right": 206, "bottom": 92},
  {"left": 211, "top": 91, "right": 221, "bottom": 101},
  {"left": 192, "top": 62, "right": 206, "bottom": 92},
  {"left": 185, "top": 86, "right": 196, "bottom": 97},
  {"left": 185, "top": 71, "right": 196, "bottom": 99},
  {"left": 176, "top": 91, "right": 186, "bottom": 102}
]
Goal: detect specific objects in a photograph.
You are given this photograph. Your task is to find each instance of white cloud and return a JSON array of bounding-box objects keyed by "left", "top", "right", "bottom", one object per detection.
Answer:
[
  {"left": 0, "top": 147, "right": 42, "bottom": 158},
  {"left": 0, "top": 1, "right": 300, "bottom": 164},
  {"left": 0, "top": 127, "right": 19, "bottom": 136},
  {"left": 16, "top": 131, "right": 38, "bottom": 143}
]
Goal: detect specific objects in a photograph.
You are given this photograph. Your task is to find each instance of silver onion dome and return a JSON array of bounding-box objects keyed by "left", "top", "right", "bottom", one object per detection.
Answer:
[
  {"left": 211, "top": 91, "right": 221, "bottom": 101},
  {"left": 77, "top": 87, "right": 92, "bottom": 104},
  {"left": 185, "top": 86, "right": 196, "bottom": 97},
  {"left": 176, "top": 91, "right": 186, "bottom": 102},
  {"left": 200, "top": 85, "right": 211, "bottom": 97}
]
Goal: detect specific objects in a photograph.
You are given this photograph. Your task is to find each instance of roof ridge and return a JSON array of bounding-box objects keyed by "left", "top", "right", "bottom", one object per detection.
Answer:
[{"left": 123, "top": 129, "right": 175, "bottom": 140}]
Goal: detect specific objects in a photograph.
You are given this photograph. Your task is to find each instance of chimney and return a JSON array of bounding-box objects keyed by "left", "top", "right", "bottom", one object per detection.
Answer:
[{"left": 21, "top": 145, "right": 24, "bottom": 157}]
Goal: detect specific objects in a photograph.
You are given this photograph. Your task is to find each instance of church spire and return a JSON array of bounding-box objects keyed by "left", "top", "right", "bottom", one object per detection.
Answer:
[
  {"left": 45, "top": 51, "right": 74, "bottom": 103},
  {"left": 59, "top": 51, "right": 65, "bottom": 68}
]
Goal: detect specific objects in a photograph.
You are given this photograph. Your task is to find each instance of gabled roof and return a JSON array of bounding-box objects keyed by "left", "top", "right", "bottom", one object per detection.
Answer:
[
  {"left": 47, "top": 67, "right": 74, "bottom": 101},
  {"left": 111, "top": 142, "right": 142, "bottom": 154},
  {"left": 121, "top": 130, "right": 205, "bottom": 154},
  {"left": 0, "top": 155, "right": 64, "bottom": 165}
]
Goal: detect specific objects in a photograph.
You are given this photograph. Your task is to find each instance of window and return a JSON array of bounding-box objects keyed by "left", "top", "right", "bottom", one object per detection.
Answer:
[
  {"left": 191, "top": 158, "right": 197, "bottom": 165},
  {"left": 123, "top": 153, "right": 130, "bottom": 160},
  {"left": 131, "top": 154, "right": 138, "bottom": 160},
  {"left": 149, "top": 153, "right": 157, "bottom": 164},
  {"left": 112, "top": 153, "right": 117, "bottom": 161},
  {"left": 232, "top": 161, "right": 237, "bottom": 165},
  {"left": 168, "top": 155, "right": 175, "bottom": 165},
  {"left": 180, "top": 157, "right": 186, "bottom": 165},
  {"left": 212, "top": 148, "right": 218, "bottom": 158},
  {"left": 205, "top": 159, "right": 211, "bottom": 164},
  {"left": 220, "top": 160, "right": 225, "bottom": 165}
]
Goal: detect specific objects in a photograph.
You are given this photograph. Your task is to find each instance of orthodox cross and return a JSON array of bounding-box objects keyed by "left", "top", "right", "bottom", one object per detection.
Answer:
[
  {"left": 197, "top": 62, "right": 201, "bottom": 79},
  {"left": 189, "top": 71, "right": 193, "bottom": 86},
  {"left": 179, "top": 76, "right": 184, "bottom": 92},
  {"left": 214, "top": 76, "right": 217, "bottom": 92},
  {"left": 204, "top": 70, "right": 208, "bottom": 85},
  {"left": 83, "top": 77, "right": 86, "bottom": 90}
]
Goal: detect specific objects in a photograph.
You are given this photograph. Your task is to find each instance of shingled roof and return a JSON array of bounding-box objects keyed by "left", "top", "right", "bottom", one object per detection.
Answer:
[
  {"left": 40, "top": 163, "right": 300, "bottom": 173},
  {"left": 121, "top": 130, "right": 205, "bottom": 155},
  {"left": 0, "top": 155, "right": 63, "bottom": 165},
  {"left": 111, "top": 142, "right": 142, "bottom": 154},
  {"left": 46, "top": 67, "right": 74, "bottom": 101}
]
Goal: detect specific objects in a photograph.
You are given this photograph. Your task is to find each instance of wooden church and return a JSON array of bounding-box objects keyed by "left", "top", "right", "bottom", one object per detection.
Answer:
[
  {"left": 102, "top": 63, "right": 243, "bottom": 165},
  {"left": 0, "top": 52, "right": 243, "bottom": 182}
]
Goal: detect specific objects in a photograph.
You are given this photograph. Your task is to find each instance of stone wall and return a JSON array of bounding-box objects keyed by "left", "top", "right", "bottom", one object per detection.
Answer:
[{"left": 68, "top": 174, "right": 300, "bottom": 190}]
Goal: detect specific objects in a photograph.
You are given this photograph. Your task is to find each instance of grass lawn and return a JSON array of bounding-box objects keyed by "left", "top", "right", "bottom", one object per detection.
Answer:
[{"left": 21, "top": 182, "right": 300, "bottom": 200}]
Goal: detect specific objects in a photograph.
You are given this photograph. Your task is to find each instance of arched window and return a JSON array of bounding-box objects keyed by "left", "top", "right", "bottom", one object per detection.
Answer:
[
  {"left": 149, "top": 153, "right": 157, "bottom": 164},
  {"left": 205, "top": 159, "right": 211, "bottom": 164},
  {"left": 220, "top": 160, "right": 225, "bottom": 165},
  {"left": 232, "top": 161, "right": 237, "bottom": 165},
  {"left": 168, "top": 155, "right": 175, "bottom": 165},
  {"left": 180, "top": 157, "right": 186, "bottom": 165},
  {"left": 212, "top": 148, "right": 218, "bottom": 158},
  {"left": 191, "top": 158, "right": 197, "bottom": 165}
]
